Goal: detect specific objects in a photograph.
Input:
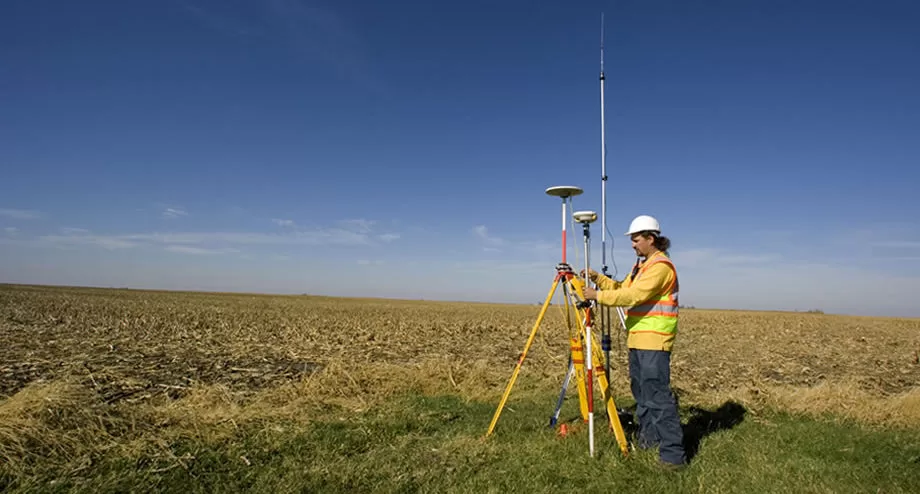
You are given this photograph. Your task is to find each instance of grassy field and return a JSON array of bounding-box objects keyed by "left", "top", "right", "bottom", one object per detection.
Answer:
[{"left": 2, "top": 283, "right": 919, "bottom": 492}]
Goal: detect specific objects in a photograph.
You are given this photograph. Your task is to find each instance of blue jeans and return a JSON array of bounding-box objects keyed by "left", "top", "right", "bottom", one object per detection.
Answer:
[{"left": 629, "top": 349, "right": 686, "bottom": 465}]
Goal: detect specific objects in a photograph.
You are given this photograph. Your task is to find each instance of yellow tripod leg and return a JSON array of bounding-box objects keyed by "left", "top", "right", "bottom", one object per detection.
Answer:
[
  {"left": 564, "top": 276, "right": 590, "bottom": 423},
  {"left": 570, "top": 330, "right": 589, "bottom": 422},
  {"left": 563, "top": 285, "right": 588, "bottom": 421},
  {"left": 567, "top": 275, "right": 629, "bottom": 456},
  {"left": 590, "top": 332, "right": 629, "bottom": 456},
  {"left": 485, "top": 276, "right": 561, "bottom": 437}
]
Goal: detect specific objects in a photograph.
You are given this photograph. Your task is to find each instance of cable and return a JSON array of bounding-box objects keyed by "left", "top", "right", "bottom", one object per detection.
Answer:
[{"left": 604, "top": 222, "right": 620, "bottom": 279}]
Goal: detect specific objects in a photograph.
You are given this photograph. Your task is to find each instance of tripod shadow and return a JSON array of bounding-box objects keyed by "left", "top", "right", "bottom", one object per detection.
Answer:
[{"left": 682, "top": 401, "right": 747, "bottom": 461}]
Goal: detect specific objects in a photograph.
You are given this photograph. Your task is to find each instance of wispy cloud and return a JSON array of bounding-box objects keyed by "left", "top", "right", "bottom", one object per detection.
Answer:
[
  {"left": 4, "top": 227, "right": 18, "bottom": 236},
  {"left": 472, "top": 225, "right": 504, "bottom": 246},
  {"left": 162, "top": 208, "right": 189, "bottom": 219},
  {"left": 471, "top": 225, "right": 564, "bottom": 258},
  {"left": 340, "top": 218, "right": 375, "bottom": 234},
  {"left": 357, "top": 259, "right": 384, "bottom": 266},
  {"left": 31, "top": 217, "right": 401, "bottom": 255},
  {"left": 127, "top": 230, "right": 369, "bottom": 246},
  {"left": 39, "top": 234, "right": 138, "bottom": 250},
  {"left": 0, "top": 208, "right": 43, "bottom": 220}
]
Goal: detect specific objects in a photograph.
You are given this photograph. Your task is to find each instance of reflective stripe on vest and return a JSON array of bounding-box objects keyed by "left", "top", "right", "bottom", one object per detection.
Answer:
[{"left": 624, "top": 253, "right": 679, "bottom": 334}]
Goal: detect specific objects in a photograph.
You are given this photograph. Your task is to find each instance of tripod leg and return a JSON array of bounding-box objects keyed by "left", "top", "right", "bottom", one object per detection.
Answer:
[
  {"left": 563, "top": 275, "right": 591, "bottom": 423},
  {"left": 591, "top": 330, "right": 630, "bottom": 456},
  {"left": 549, "top": 355, "right": 574, "bottom": 427},
  {"left": 486, "top": 275, "right": 562, "bottom": 437},
  {"left": 571, "top": 333, "right": 589, "bottom": 422},
  {"left": 602, "top": 306, "right": 611, "bottom": 385}
]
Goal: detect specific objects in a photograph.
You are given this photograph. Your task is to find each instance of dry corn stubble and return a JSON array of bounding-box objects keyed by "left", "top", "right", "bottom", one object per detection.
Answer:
[{"left": 1, "top": 284, "right": 919, "bottom": 472}]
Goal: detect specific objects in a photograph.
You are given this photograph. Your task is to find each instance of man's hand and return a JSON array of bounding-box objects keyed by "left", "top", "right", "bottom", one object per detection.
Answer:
[
  {"left": 580, "top": 268, "right": 598, "bottom": 280},
  {"left": 582, "top": 285, "right": 597, "bottom": 301}
]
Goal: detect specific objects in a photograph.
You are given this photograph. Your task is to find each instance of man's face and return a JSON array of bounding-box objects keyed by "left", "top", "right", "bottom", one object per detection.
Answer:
[{"left": 631, "top": 233, "right": 654, "bottom": 257}]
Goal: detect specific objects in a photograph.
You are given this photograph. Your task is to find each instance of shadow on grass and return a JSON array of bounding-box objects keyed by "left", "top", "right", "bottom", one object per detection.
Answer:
[
  {"left": 682, "top": 401, "right": 747, "bottom": 461},
  {"left": 615, "top": 400, "right": 747, "bottom": 463}
]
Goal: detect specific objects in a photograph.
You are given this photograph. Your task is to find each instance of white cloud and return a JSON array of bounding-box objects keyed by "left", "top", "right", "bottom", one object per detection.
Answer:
[
  {"left": 272, "top": 218, "right": 296, "bottom": 227},
  {"left": 4, "top": 227, "right": 18, "bottom": 236},
  {"left": 472, "top": 225, "right": 504, "bottom": 246},
  {"left": 30, "top": 221, "right": 400, "bottom": 253},
  {"left": 6, "top": 229, "right": 920, "bottom": 316},
  {"left": 0, "top": 209, "right": 43, "bottom": 220},
  {"left": 340, "top": 218, "right": 375, "bottom": 233},
  {"left": 162, "top": 208, "right": 188, "bottom": 218},
  {"left": 121, "top": 230, "right": 369, "bottom": 246},
  {"left": 39, "top": 234, "right": 137, "bottom": 250}
]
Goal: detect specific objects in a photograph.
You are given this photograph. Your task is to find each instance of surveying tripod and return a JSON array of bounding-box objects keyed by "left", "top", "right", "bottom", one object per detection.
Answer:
[{"left": 485, "top": 186, "right": 629, "bottom": 458}]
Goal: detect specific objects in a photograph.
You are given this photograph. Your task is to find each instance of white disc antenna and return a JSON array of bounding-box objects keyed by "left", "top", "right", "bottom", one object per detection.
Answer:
[
  {"left": 573, "top": 210, "right": 598, "bottom": 224},
  {"left": 545, "top": 185, "right": 583, "bottom": 198}
]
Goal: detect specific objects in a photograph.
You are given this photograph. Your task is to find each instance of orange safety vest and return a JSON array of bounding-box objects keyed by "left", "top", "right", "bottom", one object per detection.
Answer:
[{"left": 624, "top": 251, "right": 679, "bottom": 351}]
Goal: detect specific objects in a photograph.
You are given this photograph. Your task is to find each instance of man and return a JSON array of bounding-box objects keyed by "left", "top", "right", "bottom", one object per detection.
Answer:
[{"left": 581, "top": 214, "right": 686, "bottom": 470}]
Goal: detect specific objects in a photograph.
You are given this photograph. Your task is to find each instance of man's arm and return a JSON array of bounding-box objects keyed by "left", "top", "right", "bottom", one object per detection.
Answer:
[
  {"left": 590, "top": 271, "right": 621, "bottom": 290},
  {"left": 595, "top": 263, "right": 674, "bottom": 307}
]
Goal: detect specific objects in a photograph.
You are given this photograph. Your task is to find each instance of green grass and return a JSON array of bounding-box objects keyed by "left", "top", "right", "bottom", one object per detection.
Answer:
[{"left": 3, "top": 392, "right": 919, "bottom": 493}]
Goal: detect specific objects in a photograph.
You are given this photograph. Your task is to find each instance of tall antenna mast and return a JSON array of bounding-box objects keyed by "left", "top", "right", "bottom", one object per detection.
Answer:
[{"left": 599, "top": 13, "right": 609, "bottom": 277}]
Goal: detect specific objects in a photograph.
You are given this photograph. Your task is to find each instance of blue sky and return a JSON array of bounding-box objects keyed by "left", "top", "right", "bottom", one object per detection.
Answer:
[{"left": 2, "top": 0, "right": 919, "bottom": 316}]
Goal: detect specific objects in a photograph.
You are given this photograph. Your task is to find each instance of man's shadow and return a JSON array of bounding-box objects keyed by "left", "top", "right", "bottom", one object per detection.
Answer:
[
  {"left": 617, "top": 400, "right": 747, "bottom": 462},
  {"left": 681, "top": 401, "right": 747, "bottom": 461}
]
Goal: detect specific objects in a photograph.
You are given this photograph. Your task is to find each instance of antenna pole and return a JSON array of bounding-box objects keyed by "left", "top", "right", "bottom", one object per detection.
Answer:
[{"left": 599, "top": 13, "right": 609, "bottom": 277}]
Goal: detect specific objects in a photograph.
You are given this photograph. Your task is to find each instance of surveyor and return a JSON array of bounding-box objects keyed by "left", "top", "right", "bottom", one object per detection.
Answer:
[{"left": 581, "top": 214, "right": 687, "bottom": 470}]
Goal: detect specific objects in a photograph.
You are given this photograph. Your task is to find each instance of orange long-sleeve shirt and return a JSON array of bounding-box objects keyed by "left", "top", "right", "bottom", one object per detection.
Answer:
[
  {"left": 590, "top": 252, "right": 675, "bottom": 308},
  {"left": 589, "top": 251, "right": 679, "bottom": 351}
]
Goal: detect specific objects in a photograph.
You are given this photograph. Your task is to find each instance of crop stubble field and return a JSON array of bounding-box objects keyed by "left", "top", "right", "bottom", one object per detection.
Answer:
[{"left": 1, "top": 283, "right": 919, "bottom": 485}]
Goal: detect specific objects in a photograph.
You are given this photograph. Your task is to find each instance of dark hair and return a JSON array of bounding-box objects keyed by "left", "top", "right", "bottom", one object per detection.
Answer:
[
  {"left": 654, "top": 235, "right": 671, "bottom": 252},
  {"left": 636, "top": 231, "right": 671, "bottom": 253}
]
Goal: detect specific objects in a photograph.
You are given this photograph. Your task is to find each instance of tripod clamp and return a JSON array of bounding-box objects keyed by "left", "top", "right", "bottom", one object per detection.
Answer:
[{"left": 555, "top": 263, "right": 575, "bottom": 274}]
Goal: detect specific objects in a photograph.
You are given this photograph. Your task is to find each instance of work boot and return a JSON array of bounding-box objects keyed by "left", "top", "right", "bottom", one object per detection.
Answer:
[
  {"left": 638, "top": 439, "right": 659, "bottom": 451},
  {"left": 658, "top": 459, "right": 687, "bottom": 472}
]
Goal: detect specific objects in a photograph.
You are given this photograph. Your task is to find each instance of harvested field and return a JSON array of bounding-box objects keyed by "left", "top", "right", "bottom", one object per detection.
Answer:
[
  {"left": 2, "top": 283, "right": 919, "bottom": 426},
  {"left": 2, "top": 283, "right": 919, "bottom": 486}
]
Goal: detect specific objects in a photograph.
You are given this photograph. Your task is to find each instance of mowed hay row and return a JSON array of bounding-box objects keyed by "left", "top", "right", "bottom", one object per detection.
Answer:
[{"left": 2, "top": 284, "right": 919, "bottom": 430}]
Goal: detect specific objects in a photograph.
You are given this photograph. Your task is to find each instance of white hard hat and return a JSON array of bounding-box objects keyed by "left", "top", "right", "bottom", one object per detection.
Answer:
[{"left": 625, "top": 215, "right": 660, "bottom": 236}]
